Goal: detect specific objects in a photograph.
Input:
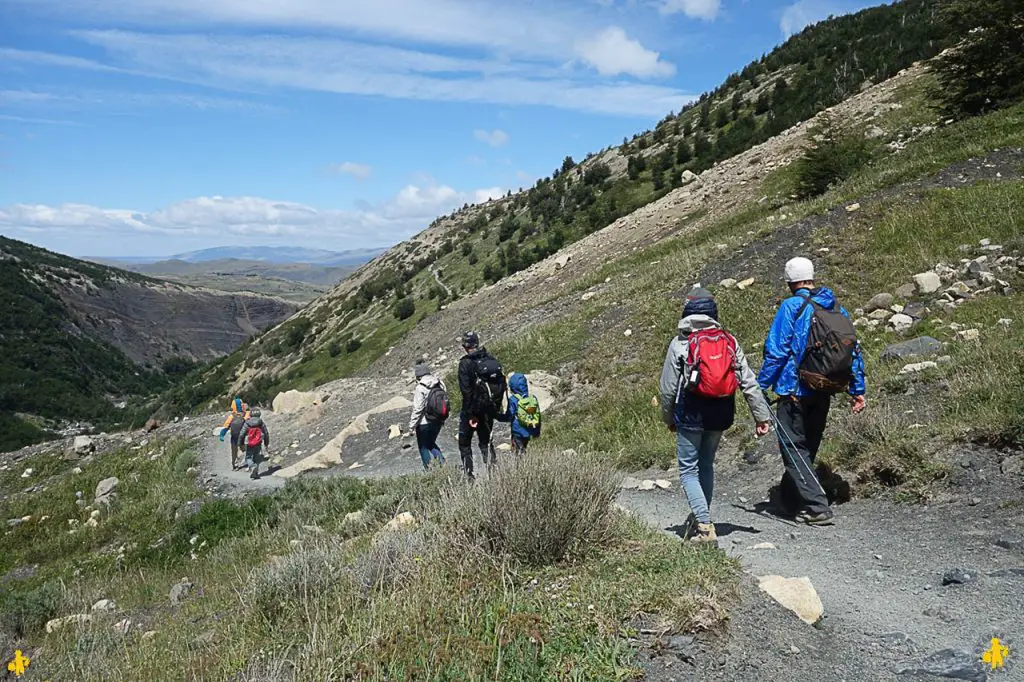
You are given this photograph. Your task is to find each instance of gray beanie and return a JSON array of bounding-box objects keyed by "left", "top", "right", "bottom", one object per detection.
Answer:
[{"left": 414, "top": 363, "right": 432, "bottom": 379}]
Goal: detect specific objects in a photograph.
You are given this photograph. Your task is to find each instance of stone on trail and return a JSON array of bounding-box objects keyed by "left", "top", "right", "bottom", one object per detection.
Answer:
[
  {"left": 554, "top": 254, "right": 571, "bottom": 269},
  {"left": 913, "top": 271, "right": 942, "bottom": 294},
  {"left": 881, "top": 336, "right": 942, "bottom": 362},
  {"left": 620, "top": 477, "right": 642, "bottom": 490},
  {"left": 757, "top": 575, "right": 823, "bottom": 625},
  {"left": 866, "top": 293, "right": 894, "bottom": 311},
  {"left": 638, "top": 480, "right": 657, "bottom": 491},
  {"left": 941, "top": 568, "right": 974, "bottom": 586},
  {"left": 749, "top": 542, "right": 778, "bottom": 550},
  {"left": 273, "top": 389, "right": 328, "bottom": 415},
  {"left": 896, "top": 649, "right": 986, "bottom": 682},
  {"left": 496, "top": 443, "right": 512, "bottom": 452},
  {"left": 654, "top": 479, "right": 672, "bottom": 490},
  {"left": 387, "top": 424, "right": 402, "bottom": 440},
  {"left": 736, "top": 277, "right": 756, "bottom": 290},
  {"left": 719, "top": 278, "right": 738, "bottom": 289}
]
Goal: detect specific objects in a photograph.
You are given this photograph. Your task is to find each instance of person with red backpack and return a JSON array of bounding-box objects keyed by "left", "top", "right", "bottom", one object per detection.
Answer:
[
  {"left": 758, "top": 257, "right": 866, "bottom": 525},
  {"left": 659, "top": 288, "right": 772, "bottom": 544},
  {"left": 408, "top": 362, "right": 449, "bottom": 471},
  {"left": 239, "top": 407, "right": 271, "bottom": 480}
]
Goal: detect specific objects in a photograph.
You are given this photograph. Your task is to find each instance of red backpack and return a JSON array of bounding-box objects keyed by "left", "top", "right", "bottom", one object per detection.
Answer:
[
  {"left": 685, "top": 329, "right": 739, "bottom": 398},
  {"left": 246, "top": 425, "right": 264, "bottom": 448}
]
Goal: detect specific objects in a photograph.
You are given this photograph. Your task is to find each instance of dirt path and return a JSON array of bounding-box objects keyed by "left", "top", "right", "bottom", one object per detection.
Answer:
[{"left": 621, "top": 439, "right": 1024, "bottom": 681}]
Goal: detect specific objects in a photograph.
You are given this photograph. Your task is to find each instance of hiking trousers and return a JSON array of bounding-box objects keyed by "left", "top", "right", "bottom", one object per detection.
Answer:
[
  {"left": 677, "top": 429, "right": 723, "bottom": 525},
  {"left": 415, "top": 421, "right": 445, "bottom": 471},
  {"left": 458, "top": 412, "right": 495, "bottom": 478},
  {"left": 776, "top": 394, "right": 831, "bottom": 516}
]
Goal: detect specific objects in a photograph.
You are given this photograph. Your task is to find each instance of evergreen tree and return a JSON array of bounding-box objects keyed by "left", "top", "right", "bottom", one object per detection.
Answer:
[
  {"left": 934, "top": 0, "right": 1024, "bottom": 116},
  {"left": 676, "top": 139, "right": 692, "bottom": 165}
]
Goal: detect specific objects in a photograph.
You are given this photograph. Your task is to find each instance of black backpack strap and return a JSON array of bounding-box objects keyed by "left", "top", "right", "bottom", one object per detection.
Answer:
[{"left": 794, "top": 292, "right": 821, "bottom": 319}]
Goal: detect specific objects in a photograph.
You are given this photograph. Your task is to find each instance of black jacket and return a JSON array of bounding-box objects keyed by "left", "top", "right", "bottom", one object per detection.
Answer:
[{"left": 459, "top": 347, "right": 492, "bottom": 416}]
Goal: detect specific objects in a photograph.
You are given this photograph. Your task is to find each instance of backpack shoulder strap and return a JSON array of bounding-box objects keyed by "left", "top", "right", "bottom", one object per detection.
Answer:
[{"left": 794, "top": 292, "right": 820, "bottom": 319}]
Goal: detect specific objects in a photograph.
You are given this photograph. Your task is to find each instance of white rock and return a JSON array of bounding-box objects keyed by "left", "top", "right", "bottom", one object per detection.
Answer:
[
  {"left": 496, "top": 443, "right": 512, "bottom": 452},
  {"left": 95, "top": 477, "right": 119, "bottom": 504},
  {"left": 554, "top": 254, "right": 571, "bottom": 269},
  {"left": 72, "top": 467, "right": 83, "bottom": 475},
  {"left": 73, "top": 435, "right": 95, "bottom": 454},
  {"left": 889, "top": 314, "right": 914, "bottom": 333},
  {"left": 654, "top": 479, "right": 672, "bottom": 490},
  {"left": 956, "top": 329, "right": 980, "bottom": 342},
  {"left": 387, "top": 424, "right": 402, "bottom": 440},
  {"left": 46, "top": 614, "right": 93, "bottom": 633},
  {"left": 384, "top": 512, "right": 417, "bottom": 532},
  {"left": 581, "top": 291, "right": 598, "bottom": 302},
  {"left": 913, "top": 272, "right": 942, "bottom": 294},
  {"left": 638, "top": 480, "right": 657, "bottom": 491},
  {"left": 758, "top": 575, "right": 824, "bottom": 625},
  {"left": 900, "top": 361, "right": 938, "bottom": 375},
  {"left": 719, "top": 278, "right": 738, "bottom": 289},
  {"left": 736, "top": 277, "right": 756, "bottom": 290},
  {"left": 845, "top": 203, "right": 861, "bottom": 213},
  {"left": 749, "top": 542, "right": 778, "bottom": 550},
  {"left": 868, "top": 309, "right": 892, "bottom": 320},
  {"left": 980, "top": 238, "right": 991, "bottom": 247},
  {"left": 85, "top": 517, "right": 99, "bottom": 528},
  {"left": 272, "top": 389, "right": 328, "bottom": 415},
  {"left": 89, "top": 509, "right": 101, "bottom": 520},
  {"left": 624, "top": 329, "right": 633, "bottom": 338},
  {"left": 997, "top": 318, "right": 1012, "bottom": 328},
  {"left": 344, "top": 510, "right": 365, "bottom": 524},
  {"left": 21, "top": 468, "right": 33, "bottom": 478},
  {"left": 91, "top": 599, "right": 117, "bottom": 613}
]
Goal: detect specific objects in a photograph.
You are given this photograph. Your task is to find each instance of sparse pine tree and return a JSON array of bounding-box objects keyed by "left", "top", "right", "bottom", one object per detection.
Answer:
[{"left": 676, "top": 139, "right": 692, "bottom": 165}]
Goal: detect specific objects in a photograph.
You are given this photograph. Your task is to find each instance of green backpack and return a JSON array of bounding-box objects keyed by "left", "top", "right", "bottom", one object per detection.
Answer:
[{"left": 515, "top": 394, "right": 541, "bottom": 429}]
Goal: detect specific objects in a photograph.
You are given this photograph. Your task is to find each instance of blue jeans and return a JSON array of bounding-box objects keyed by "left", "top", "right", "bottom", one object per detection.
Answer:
[
  {"left": 677, "top": 429, "right": 723, "bottom": 524},
  {"left": 416, "top": 421, "right": 445, "bottom": 470}
]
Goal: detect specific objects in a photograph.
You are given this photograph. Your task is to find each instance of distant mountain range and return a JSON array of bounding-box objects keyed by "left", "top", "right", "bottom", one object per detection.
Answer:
[{"left": 94, "top": 246, "right": 387, "bottom": 267}]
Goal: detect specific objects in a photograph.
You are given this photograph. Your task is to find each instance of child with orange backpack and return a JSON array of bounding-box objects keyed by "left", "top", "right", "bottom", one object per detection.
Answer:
[{"left": 658, "top": 288, "right": 771, "bottom": 543}]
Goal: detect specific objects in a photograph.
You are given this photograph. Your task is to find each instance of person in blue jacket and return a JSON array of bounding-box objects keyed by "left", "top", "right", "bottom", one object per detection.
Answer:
[
  {"left": 758, "top": 257, "right": 867, "bottom": 525},
  {"left": 497, "top": 372, "right": 541, "bottom": 456}
]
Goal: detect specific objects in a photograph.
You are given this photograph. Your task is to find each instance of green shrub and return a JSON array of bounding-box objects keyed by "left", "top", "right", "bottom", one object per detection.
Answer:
[
  {"left": 0, "top": 580, "right": 66, "bottom": 637},
  {"left": 392, "top": 297, "right": 416, "bottom": 321},
  {"left": 794, "top": 116, "right": 874, "bottom": 198},
  {"left": 448, "top": 449, "right": 619, "bottom": 565},
  {"left": 345, "top": 337, "right": 362, "bottom": 354}
]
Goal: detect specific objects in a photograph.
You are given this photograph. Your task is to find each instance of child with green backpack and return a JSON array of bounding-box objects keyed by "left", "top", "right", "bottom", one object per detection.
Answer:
[{"left": 499, "top": 373, "right": 541, "bottom": 456}]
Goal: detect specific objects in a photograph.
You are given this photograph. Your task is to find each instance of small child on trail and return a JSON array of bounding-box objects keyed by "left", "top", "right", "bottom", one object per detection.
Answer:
[
  {"left": 218, "top": 397, "right": 249, "bottom": 470},
  {"left": 497, "top": 372, "right": 541, "bottom": 456},
  {"left": 239, "top": 407, "right": 271, "bottom": 480}
]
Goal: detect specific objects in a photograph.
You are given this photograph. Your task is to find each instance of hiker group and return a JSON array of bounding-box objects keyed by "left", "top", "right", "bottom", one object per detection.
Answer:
[
  {"left": 218, "top": 398, "right": 271, "bottom": 480},
  {"left": 659, "top": 256, "right": 866, "bottom": 542},
  {"left": 407, "top": 331, "right": 542, "bottom": 480}
]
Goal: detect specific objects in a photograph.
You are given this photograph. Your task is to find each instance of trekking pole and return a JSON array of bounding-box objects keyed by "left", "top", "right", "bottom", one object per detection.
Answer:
[{"left": 765, "top": 402, "right": 828, "bottom": 498}]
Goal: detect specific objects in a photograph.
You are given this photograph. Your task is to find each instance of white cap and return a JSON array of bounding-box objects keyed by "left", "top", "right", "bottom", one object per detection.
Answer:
[{"left": 784, "top": 257, "right": 815, "bottom": 283}]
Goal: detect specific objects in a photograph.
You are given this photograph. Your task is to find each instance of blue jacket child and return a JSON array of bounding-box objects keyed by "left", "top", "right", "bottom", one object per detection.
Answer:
[{"left": 497, "top": 372, "right": 541, "bottom": 453}]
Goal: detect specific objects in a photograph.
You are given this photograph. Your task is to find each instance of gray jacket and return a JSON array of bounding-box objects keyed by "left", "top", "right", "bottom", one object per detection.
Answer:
[{"left": 659, "top": 314, "right": 771, "bottom": 429}]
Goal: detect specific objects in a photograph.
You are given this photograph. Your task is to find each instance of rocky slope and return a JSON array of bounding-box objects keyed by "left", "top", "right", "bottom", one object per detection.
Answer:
[{"left": 0, "top": 236, "right": 298, "bottom": 450}]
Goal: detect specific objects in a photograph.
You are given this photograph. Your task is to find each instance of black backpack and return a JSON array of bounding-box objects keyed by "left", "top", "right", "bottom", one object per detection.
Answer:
[
  {"left": 423, "top": 383, "right": 450, "bottom": 423},
  {"left": 797, "top": 296, "right": 858, "bottom": 393},
  {"left": 472, "top": 354, "right": 507, "bottom": 416}
]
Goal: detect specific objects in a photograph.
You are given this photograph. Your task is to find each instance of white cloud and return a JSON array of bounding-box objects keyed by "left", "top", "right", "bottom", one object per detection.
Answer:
[
  {"left": 473, "top": 129, "right": 510, "bottom": 148},
  {"left": 330, "top": 161, "right": 373, "bottom": 181},
  {"left": 659, "top": 0, "right": 721, "bottom": 20},
  {"left": 0, "top": 183, "right": 503, "bottom": 250},
  {"left": 575, "top": 27, "right": 676, "bottom": 78},
  {"left": 40, "top": 32, "right": 693, "bottom": 117},
  {"left": 780, "top": 0, "right": 839, "bottom": 37}
]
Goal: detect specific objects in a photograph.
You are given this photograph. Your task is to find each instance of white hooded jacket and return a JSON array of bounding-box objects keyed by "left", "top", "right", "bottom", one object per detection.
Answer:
[{"left": 409, "top": 374, "right": 446, "bottom": 430}]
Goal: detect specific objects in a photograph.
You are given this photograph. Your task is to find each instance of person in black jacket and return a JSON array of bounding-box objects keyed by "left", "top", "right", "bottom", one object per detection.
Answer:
[{"left": 457, "top": 331, "right": 502, "bottom": 480}]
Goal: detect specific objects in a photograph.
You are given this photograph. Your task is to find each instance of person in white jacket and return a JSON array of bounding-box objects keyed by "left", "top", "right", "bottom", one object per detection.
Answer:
[{"left": 409, "top": 363, "right": 448, "bottom": 471}]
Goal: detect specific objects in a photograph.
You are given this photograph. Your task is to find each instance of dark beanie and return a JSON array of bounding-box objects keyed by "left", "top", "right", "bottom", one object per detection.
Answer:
[{"left": 682, "top": 287, "right": 718, "bottom": 320}]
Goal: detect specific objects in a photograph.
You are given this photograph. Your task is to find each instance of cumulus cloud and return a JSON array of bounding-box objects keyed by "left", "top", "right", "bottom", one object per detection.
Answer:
[
  {"left": 473, "top": 129, "right": 510, "bottom": 148},
  {"left": 0, "top": 183, "right": 504, "bottom": 253},
  {"left": 330, "top": 161, "right": 373, "bottom": 181},
  {"left": 575, "top": 27, "right": 676, "bottom": 78},
  {"left": 659, "top": 0, "right": 721, "bottom": 20}
]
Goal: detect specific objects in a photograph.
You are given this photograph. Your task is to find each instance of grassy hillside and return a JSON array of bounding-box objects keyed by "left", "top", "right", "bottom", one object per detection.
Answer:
[{"left": 176, "top": 0, "right": 956, "bottom": 409}]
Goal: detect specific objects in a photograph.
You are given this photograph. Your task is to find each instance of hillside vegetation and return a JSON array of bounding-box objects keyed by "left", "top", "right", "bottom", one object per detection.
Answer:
[
  {"left": 0, "top": 237, "right": 297, "bottom": 452},
  {"left": 174, "top": 0, "right": 957, "bottom": 409}
]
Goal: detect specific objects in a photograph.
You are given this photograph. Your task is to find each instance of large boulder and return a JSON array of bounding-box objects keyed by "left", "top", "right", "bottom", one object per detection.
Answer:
[
  {"left": 73, "top": 435, "right": 95, "bottom": 455},
  {"left": 865, "top": 293, "right": 894, "bottom": 312},
  {"left": 524, "top": 371, "right": 559, "bottom": 412},
  {"left": 757, "top": 575, "right": 823, "bottom": 625},
  {"left": 94, "top": 477, "right": 119, "bottom": 505},
  {"left": 272, "top": 389, "right": 329, "bottom": 415},
  {"left": 880, "top": 336, "right": 942, "bottom": 362},
  {"left": 913, "top": 272, "right": 942, "bottom": 294}
]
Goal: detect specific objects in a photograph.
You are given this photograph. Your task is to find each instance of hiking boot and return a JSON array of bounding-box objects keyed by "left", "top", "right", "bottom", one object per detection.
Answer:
[
  {"left": 682, "top": 512, "right": 697, "bottom": 539},
  {"left": 250, "top": 468, "right": 260, "bottom": 480},
  {"left": 797, "top": 509, "right": 834, "bottom": 526},
  {"left": 690, "top": 522, "right": 718, "bottom": 543}
]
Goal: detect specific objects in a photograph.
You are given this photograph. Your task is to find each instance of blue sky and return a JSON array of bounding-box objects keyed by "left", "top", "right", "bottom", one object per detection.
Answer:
[{"left": 0, "top": 0, "right": 882, "bottom": 258}]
